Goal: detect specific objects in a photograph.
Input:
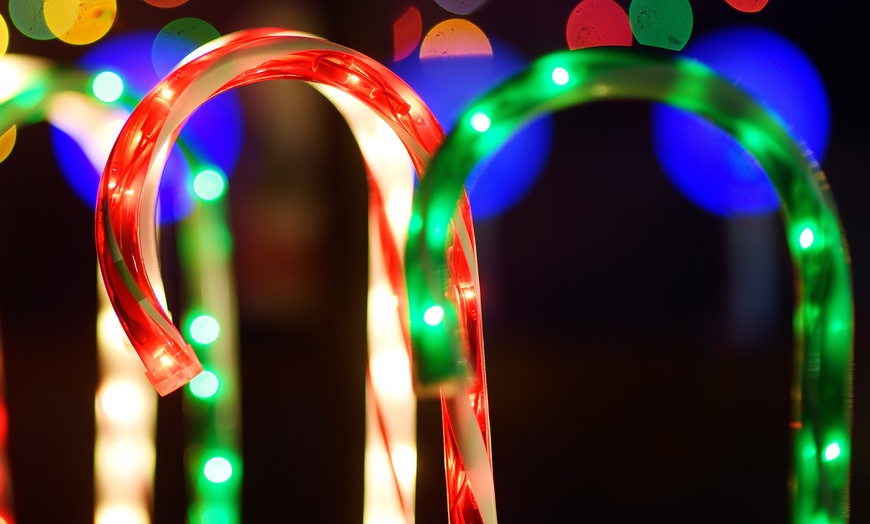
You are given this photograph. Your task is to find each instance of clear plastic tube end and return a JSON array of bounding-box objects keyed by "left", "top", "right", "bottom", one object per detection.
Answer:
[{"left": 144, "top": 344, "right": 204, "bottom": 396}]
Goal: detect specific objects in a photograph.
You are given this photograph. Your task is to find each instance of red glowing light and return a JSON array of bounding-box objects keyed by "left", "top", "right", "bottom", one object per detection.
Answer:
[
  {"left": 566, "top": 0, "right": 633, "bottom": 50},
  {"left": 725, "top": 0, "right": 769, "bottom": 13},
  {"left": 393, "top": 6, "right": 422, "bottom": 62}
]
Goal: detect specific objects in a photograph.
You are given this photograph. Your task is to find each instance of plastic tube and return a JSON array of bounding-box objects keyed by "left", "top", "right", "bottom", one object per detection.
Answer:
[
  {"left": 405, "top": 48, "right": 853, "bottom": 524},
  {"left": 94, "top": 28, "right": 497, "bottom": 523}
]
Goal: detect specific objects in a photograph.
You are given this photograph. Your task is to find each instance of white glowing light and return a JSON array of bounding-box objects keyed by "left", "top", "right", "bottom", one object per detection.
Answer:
[
  {"left": 96, "top": 277, "right": 155, "bottom": 524},
  {"left": 0, "top": 55, "right": 49, "bottom": 103},
  {"left": 97, "top": 439, "right": 154, "bottom": 479},
  {"left": 92, "top": 71, "right": 124, "bottom": 103},
  {"left": 470, "top": 112, "right": 491, "bottom": 132},
  {"left": 551, "top": 67, "right": 570, "bottom": 85},
  {"left": 369, "top": 351, "right": 412, "bottom": 398},
  {"left": 824, "top": 442, "right": 841, "bottom": 461},
  {"left": 368, "top": 287, "right": 399, "bottom": 313},
  {"left": 204, "top": 457, "right": 233, "bottom": 483},
  {"left": 102, "top": 119, "right": 125, "bottom": 147},
  {"left": 384, "top": 194, "right": 412, "bottom": 238},
  {"left": 189, "top": 370, "right": 220, "bottom": 398},
  {"left": 95, "top": 505, "right": 150, "bottom": 524},
  {"left": 98, "top": 380, "right": 146, "bottom": 423},
  {"left": 391, "top": 444, "right": 417, "bottom": 490},
  {"left": 423, "top": 305, "right": 445, "bottom": 326},
  {"left": 193, "top": 169, "right": 225, "bottom": 201},
  {"left": 189, "top": 314, "right": 220, "bottom": 345},
  {"left": 799, "top": 227, "right": 814, "bottom": 249}
]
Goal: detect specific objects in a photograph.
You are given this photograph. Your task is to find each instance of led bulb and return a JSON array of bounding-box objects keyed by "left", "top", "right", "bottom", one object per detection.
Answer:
[
  {"left": 469, "top": 112, "right": 491, "bottom": 132},
  {"left": 551, "top": 67, "right": 569, "bottom": 85},
  {"left": 203, "top": 457, "right": 233, "bottom": 483},
  {"left": 423, "top": 305, "right": 444, "bottom": 326}
]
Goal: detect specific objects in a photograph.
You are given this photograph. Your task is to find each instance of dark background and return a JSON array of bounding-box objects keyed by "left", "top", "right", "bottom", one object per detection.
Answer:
[{"left": 0, "top": 0, "right": 868, "bottom": 522}]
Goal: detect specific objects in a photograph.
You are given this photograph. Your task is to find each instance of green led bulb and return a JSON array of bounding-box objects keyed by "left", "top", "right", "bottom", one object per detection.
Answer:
[
  {"left": 189, "top": 314, "right": 220, "bottom": 345},
  {"left": 204, "top": 456, "right": 233, "bottom": 484},
  {"left": 193, "top": 169, "right": 226, "bottom": 201},
  {"left": 189, "top": 370, "right": 219, "bottom": 399},
  {"left": 92, "top": 71, "right": 123, "bottom": 103}
]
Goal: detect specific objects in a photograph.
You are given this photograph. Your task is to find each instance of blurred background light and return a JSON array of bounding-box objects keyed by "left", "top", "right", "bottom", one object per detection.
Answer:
[
  {"left": 48, "top": 30, "right": 243, "bottom": 223},
  {"left": 392, "top": 35, "right": 553, "bottom": 221},
  {"left": 651, "top": 25, "right": 830, "bottom": 217}
]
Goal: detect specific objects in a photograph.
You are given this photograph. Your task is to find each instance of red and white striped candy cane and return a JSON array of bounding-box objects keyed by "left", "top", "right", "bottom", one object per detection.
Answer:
[{"left": 94, "top": 28, "right": 496, "bottom": 522}]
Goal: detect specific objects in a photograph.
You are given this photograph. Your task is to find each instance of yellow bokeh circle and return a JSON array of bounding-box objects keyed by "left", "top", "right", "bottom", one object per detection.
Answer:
[
  {"left": 0, "top": 126, "right": 18, "bottom": 163},
  {"left": 44, "top": 0, "right": 117, "bottom": 45}
]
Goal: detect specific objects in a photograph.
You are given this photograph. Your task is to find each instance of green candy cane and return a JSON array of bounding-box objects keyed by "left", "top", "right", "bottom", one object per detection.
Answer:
[{"left": 405, "top": 48, "right": 853, "bottom": 524}]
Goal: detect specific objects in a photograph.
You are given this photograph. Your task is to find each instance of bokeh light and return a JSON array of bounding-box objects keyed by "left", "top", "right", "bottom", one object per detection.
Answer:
[
  {"left": 42, "top": 0, "right": 78, "bottom": 38},
  {"left": 725, "top": 0, "right": 768, "bottom": 13},
  {"left": 470, "top": 112, "right": 490, "bottom": 132},
  {"left": 420, "top": 18, "right": 493, "bottom": 61},
  {"left": 0, "top": 14, "right": 9, "bottom": 56},
  {"left": 423, "top": 305, "right": 444, "bottom": 326},
  {"left": 189, "top": 314, "right": 220, "bottom": 345},
  {"left": 8, "top": 0, "right": 55, "bottom": 40},
  {"left": 393, "top": 6, "right": 422, "bottom": 62},
  {"left": 193, "top": 169, "right": 226, "bottom": 201},
  {"left": 92, "top": 71, "right": 124, "bottom": 102},
  {"left": 44, "top": 0, "right": 117, "bottom": 45},
  {"left": 824, "top": 442, "right": 842, "bottom": 461},
  {"left": 94, "top": 505, "right": 149, "bottom": 524},
  {"left": 434, "top": 0, "right": 490, "bottom": 16},
  {"left": 152, "top": 17, "right": 220, "bottom": 78},
  {"left": 566, "top": 0, "right": 632, "bottom": 50},
  {"left": 551, "top": 67, "right": 570, "bottom": 85},
  {"left": 393, "top": 37, "right": 553, "bottom": 220},
  {"left": 189, "top": 371, "right": 220, "bottom": 398},
  {"left": 203, "top": 457, "right": 233, "bottom": 483},
  {"left": 800, "top": 228, "right": 815, "bottom": 249},
  {"left": 0, "top": 126, "right": 15, "bottom": 163},
  {"left": 652, "top": 26, "right": 830, "bottom": 216},
  {"left": 98, "top": 379, "right": 147, "bottom": 423},
  {"left": 629, "top": 0, "right": 693, "bottom": 51},
  {"left": 143, "top": 0, "right": 190, "bottom": 7},
  {"left": 50, "top": 30, "right": 243, "bottom": 223}
]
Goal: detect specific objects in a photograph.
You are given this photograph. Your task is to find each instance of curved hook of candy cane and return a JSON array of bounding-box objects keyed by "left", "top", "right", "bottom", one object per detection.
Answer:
[
  {"left": 406, "top": 48, "right": 853, "bottom": 524},
  {"left": 94, "top": 28, "right": 473, "bottom": 396},
  {"left": 94, "top": 27, "right": 497, "bottom": 523}
]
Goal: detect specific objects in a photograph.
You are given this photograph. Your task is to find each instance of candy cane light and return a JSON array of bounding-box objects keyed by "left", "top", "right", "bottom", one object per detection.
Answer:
[
  {"left": 95, "top": 28, "right": 496, "bottom": 523},
  {"left": 2, "top": 50, "right": 251, "bottom": 523},
  {"left": 405, "top": 48, "right": 852, "bottom": 524},
  {"left": 0, "top": 53, "right": 143, "bottom": 524}
]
